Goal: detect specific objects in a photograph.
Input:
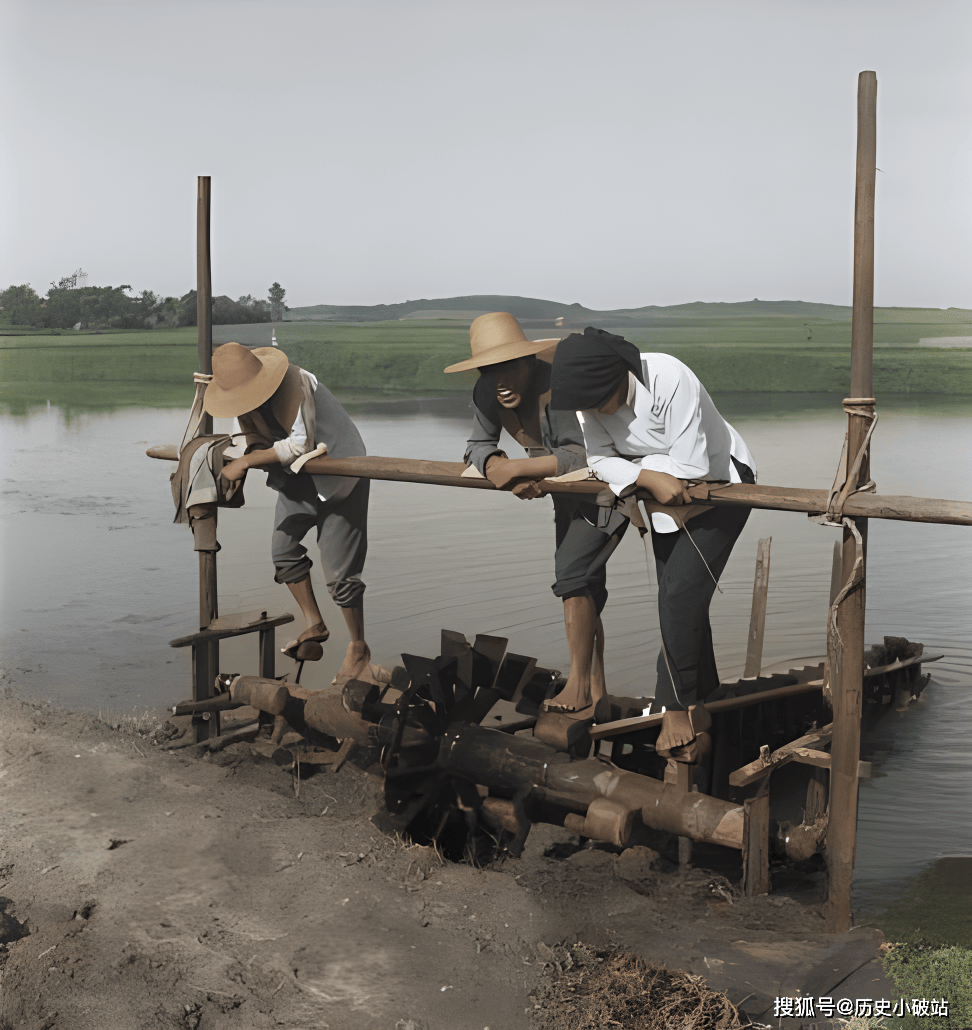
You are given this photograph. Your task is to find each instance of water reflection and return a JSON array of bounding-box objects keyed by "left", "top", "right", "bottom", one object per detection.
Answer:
[{"left": 0, "top": 386, "right": 969, "bottom": 905}]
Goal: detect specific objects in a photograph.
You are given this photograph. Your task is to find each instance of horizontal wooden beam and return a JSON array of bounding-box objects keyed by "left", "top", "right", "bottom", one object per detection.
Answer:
[
  {"left": 590, "top": 680, "right": 823, "bottom": 741},
  {"left": 146, "top": 449, "right": 972, "bottom": 527},
  {"left": 300, "top": 455, "right": 972, "bottom": 527}
]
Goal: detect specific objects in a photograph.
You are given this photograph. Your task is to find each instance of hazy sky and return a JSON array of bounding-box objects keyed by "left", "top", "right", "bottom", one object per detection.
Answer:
[{"left": 2, "top": 0, "right": 970, "bottom": 310}]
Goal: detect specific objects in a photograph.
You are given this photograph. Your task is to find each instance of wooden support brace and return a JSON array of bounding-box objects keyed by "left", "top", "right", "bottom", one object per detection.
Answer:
[
  {"left": 664, "top": 759, "right": 694, "bottom": 866},
  {"left": 729, "top": 724, "right": 834, "bottom": 787},
  {"left": 591, "top": 680, "right": 823, "bottom": 741},
  {"left": 742, "top": 794, "right": 771, "bottom": 896},
  {"left": 744, "top": 537, "right": 771, "bottom": 678},
  {"left": 789, "top": 747, "right": 871, "bottom": 778}
]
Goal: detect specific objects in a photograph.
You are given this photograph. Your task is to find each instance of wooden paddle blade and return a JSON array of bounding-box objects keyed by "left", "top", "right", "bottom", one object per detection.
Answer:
[
  {"left": 440, "top": 630, "right": 473, "bottom": 698},
  {"left": 400, "top": 654, "right": 440, "bottom": 706},
  {"left": 502, "top": 654, "right": 539, "bottom": 703},
  {"left": 471, "top": 633, "right": 508, "bottom": 690}
]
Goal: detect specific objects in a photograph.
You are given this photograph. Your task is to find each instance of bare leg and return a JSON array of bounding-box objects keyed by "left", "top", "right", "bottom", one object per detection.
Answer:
[
  {"left": 591, "top": 616, "right": 606, "bottom": 703},
  {"left": 334, "top": 606, "right": 377, "bottom": 684},
  {"left": 544, "top": 593, "right": 597, "bottom": 712},
  {"left": 286, "top": 576, "right": 329, "bottom": 642}
]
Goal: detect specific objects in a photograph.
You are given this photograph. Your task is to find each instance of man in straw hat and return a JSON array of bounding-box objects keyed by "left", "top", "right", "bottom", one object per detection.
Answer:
[
  {"left": 444, "top": 312, "right": 630, "bottom": 717},
  {"left": 208, "top": 342, "right": 377, "bottom": 684}
]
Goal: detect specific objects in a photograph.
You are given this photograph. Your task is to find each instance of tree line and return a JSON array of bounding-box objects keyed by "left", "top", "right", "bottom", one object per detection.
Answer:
[{"left": 0, "top": 271, "right": 288, "bottom": 330}]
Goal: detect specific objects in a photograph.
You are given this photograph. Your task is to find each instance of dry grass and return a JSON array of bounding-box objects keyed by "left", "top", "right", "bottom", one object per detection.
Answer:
[
  {"left": 529, "top": 942, "right": 744, "bottom": 1030},
  {"left": 96, "top": 706, "right": 163, "bottom": 737}
]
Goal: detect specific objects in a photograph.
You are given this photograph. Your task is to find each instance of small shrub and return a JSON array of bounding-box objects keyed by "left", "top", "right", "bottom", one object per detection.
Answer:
[{"left": 882, "top": 941, "right": 972, "bottom": 1029}]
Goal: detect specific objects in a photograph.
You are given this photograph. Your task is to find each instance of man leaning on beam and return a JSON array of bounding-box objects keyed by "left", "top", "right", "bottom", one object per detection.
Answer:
[{"left": 444, "top": 312, "right": 630, "bottom": 721}]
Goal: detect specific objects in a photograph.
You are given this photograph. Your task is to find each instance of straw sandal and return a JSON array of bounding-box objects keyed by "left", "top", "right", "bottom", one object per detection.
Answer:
[{"left": 281, "top": 623, "right": 330, "bottom": 661}]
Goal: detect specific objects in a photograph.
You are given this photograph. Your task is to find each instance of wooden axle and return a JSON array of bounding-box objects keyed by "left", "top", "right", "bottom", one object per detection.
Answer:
[{"left": 439, "top": 723, "right": 746, "bottom": 851}]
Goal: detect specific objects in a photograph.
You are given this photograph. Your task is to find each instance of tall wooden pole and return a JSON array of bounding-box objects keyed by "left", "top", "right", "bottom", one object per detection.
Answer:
[
  {"left": 194, "top": 176, "right": 218, "bottom": 740},
  {"left": 196, "top": 176, "right": 214, "bottom": 433},
  {"left": 827, "top": 71, "right": 876, "bottom": 933}
]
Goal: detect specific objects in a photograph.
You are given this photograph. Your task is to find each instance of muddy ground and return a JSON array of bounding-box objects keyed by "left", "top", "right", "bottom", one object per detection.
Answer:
[{"left": 0, "top": 690, "right": 892, "bottom": 1030}]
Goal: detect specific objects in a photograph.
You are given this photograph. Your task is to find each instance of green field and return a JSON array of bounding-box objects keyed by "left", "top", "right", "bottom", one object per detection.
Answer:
[{"left": 2, "top": 310, "right": 972, "bottom": 407}]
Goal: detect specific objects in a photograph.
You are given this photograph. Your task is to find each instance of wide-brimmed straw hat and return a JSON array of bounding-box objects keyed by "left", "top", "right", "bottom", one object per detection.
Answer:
[
  {"left": 443, "top": 312, "right": 560, "bottom": 374},
  {"left": 203, "top": 342, "right": 291, "bottom": 418}
]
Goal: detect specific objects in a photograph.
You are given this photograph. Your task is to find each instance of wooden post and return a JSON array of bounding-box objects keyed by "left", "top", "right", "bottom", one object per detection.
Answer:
[
  {"left": 196, "top": 175, "right": 214, "bottom": 430},
  {"left": 259, "top": 628, "right": 276, "bottom": 680},
  {"left": 742, "top": 793, "right": 771, "bottom": 896},
  {"left": 744, "top": 537, "right": 772, "bottom": 677},
  {"left": 828, "top": 540, "right": 843, "bottom": 607},
  {"left": 194, "top": 176, "right": 218, "bottom": 741},
  {"left": 827, "top": 71, "right": 876, "bottom": 932}
]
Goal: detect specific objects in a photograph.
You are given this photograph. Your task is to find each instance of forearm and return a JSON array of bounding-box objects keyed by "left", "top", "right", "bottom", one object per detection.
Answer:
[
  {"left": 241, "top": 447, "right": 282, "bottom": 469},
  {"left": 635, "top": 468, "right": 692, "bottom": 505},
  {"left": 465, "top": 440, "right": 505, "bottom": 476},
  {"left": 486, "top": 454, "right": 557, "bottom": 480}
]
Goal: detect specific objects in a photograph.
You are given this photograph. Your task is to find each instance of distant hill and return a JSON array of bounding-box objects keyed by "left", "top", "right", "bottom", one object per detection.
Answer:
[{"left": 287, "top": 294, "right": 972, "bottom": 325}]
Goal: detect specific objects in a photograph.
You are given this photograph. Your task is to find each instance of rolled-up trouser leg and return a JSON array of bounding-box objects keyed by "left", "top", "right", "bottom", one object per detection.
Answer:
[
  {"left": 651, "top": 464, "right": 754, "bottom": 711},
  {"left": 552, "top": 501, "right": 628, "bottom": 616},
  {"left": 272, "top": 488, "right": 320, "bottom": 585},
  {"left": 316, "top": 477, "right": 369, "bottom": 608}
]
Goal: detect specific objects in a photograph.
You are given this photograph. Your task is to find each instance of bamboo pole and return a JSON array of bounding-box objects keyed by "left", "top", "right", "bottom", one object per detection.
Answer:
[
  {"left": 827, "top": 71, "right": 877, "bottom": 933},
  {"left": 194, "top": 175, "right": 218, "bottom": 740}
]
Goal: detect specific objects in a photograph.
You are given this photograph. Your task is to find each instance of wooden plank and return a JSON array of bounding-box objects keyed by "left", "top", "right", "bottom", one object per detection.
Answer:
[
  {"left": 864, "top": 651, "right": 942, "bottom": 678},
  {"left": 169, "top": 612, "right": 294, "bottom": 648},
  {"left": 789, "top": 747, "right": 871, "bottom": 778},
  {"left": 729, "top": 724, "right": 834, "bottom": 787},
  {"left": 590, "top": 680, "right": 823, "bottom": 741},
  {"left": 744, "top": 537, "right": 772, "bottom": 677},
  {"left": 742, "top": 794, "right": 771, "bottom": 896}
]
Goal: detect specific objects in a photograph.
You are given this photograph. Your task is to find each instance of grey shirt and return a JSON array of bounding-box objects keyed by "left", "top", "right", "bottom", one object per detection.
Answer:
[
  {"left": 262, "top": 371, "right": 366, "bottom": 504},
  {"left": 464, "top": 364, "right": 587, "bottom": 478}
]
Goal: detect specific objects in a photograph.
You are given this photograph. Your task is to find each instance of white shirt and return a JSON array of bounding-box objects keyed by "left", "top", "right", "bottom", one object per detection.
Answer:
[
  {"left": 270, "top": 370, "right": 318, "bottom": 467},
  {"left": 577, "top": 353, "right": 756, "bottom": 532}
]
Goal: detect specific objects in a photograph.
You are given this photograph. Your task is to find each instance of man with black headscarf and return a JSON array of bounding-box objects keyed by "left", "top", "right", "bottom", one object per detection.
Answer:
[
  {"left": 550, "top": 327, "right": 757, "bottom": 761},
  {"left": 444, "top": 313, "right": 630, "bottom": 718}
]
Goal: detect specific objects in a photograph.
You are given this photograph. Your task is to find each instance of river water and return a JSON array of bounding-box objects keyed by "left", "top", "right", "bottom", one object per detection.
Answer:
[{"left": 1, "top": 388, "right": 969, "bottom": 912}]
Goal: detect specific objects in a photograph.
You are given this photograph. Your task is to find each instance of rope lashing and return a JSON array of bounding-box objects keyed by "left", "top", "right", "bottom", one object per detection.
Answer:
[
  {"left": 813, "top": 398, "right": 876, "bottom": 694},
  {"left": 179, "top": 373, "right": 215, "bottom": 454},
  {"left": 815, "top": 397, "right": 878, "bottom": 528}
]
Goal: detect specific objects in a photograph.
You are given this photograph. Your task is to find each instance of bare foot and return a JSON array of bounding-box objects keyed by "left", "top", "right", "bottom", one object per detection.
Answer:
[
  {"left": 542, "top": 682, "right": 591, "bottom": 713},
  {"left": 298, "top": 621, "right": 329, "bottom": 644},
  {"left": 332, "top": 640, "right": 378, "bottom": 685},
  {"left": 281, "top": 621, "right": 330, "bottom": 659}
]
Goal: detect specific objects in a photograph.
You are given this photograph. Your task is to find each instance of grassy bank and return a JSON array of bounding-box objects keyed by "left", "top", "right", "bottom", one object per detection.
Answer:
[{"left": 2, "top": 319, "right": 971, "bottom": 397}]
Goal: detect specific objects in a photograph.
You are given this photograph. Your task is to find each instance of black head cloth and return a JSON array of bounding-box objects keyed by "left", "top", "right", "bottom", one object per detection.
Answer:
[{"left": 550, "top": 327, "right": 644, "bottom": 411}]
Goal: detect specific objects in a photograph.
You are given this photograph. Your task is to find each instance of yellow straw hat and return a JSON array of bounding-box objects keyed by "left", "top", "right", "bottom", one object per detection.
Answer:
[
  {"left": 203, "top": 342, "right": 291, "bottom": 418},
  {"left": 443, "top": 312, "right": 561, "bottom": 374}
]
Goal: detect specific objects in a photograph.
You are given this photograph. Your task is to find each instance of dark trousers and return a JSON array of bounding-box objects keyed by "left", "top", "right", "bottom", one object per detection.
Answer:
[
  {"left": 552, "top": 500, "right": 629, "bottom": 616},
  {"left": 650, "top": 460, "right": 755, "bottom": 711}
]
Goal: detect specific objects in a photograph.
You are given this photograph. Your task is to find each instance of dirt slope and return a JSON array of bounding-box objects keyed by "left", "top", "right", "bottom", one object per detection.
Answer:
[{"left": 0, "top": 693, "right": 883, "bottom": 1030}]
